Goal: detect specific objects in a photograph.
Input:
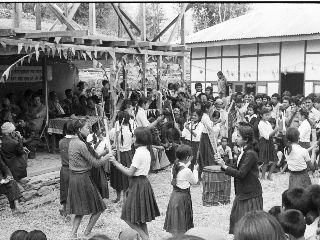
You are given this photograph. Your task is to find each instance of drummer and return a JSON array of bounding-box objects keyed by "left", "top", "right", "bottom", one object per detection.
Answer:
[{"left": 215, "top": 122, "right": 263, "bottom": 234}]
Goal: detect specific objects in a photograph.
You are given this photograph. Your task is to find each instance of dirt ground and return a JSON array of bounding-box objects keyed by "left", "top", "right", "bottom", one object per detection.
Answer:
[
  {"left": 2, "top": 168, "right": 315, "bottom": 240},
  {"left": 27, "top": 152, "right": 61, "bottom": 177}
]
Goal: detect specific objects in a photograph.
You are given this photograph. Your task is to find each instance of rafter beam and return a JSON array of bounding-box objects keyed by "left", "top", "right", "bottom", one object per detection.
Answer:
[
  {"left": 152, "top": 3, "right": 191, "bottom": 42},
  {"left": 47, "top": 3, "right": 79, "bottom": 30},
  {"left": 49, "top": 3, "right": 80, "bottom": 31},
  {"left": 111, "top": 3, "right": 141, "bottom": 53},
  {"left": 167, "top": 3, "right": 188, "bottom": 44}
]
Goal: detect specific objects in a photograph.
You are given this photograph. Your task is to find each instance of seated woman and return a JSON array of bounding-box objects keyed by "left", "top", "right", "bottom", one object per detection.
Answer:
[
  {"left": 73, "top": 95, "right": 87, "bottom": 116},
  {"left": 86, "top": 97, "right": 103, "bottom": 117},
  {"left": 0, "top": 154, "right": 25, "bottom": 214},
  {"left": 48, "top": 91, "right": 66, "bottom": 118},
  {"left": 1, "top": 122, "right": 28, "bottom": 183}
]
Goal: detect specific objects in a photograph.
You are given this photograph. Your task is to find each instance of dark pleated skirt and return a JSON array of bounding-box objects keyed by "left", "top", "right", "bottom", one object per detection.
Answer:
[
  {"left": 91, "top": 166, "right": 109, "bottom": 199},
  {"left": 0, "top": 179, "right": 22, "bottom": 203},
  {"left": 289, "top": 170, "right": 312, "bottom": 189},
  {"left": 258, "top": 138, "right": 277, "bottom": 164},
  {"left": 66, "top": 170, "right": 106, "bottom": 215},
  {"left": 164, "top": 188, "right": 193, "bottom": 234},
  {"left": 198, "top": 133, "right": 216, "bottom": 176},
  {"left": 60, "top": 166, "right": 70, "bottom": 204},
  {"left": 230, "top": 195, "right": 263, "bottom": 234},
  {"left": 110, "top": 150, "right": 132, "bottom": 192},
  {"left": 121, "top": 176, "right": 160, "bottom": 224}
]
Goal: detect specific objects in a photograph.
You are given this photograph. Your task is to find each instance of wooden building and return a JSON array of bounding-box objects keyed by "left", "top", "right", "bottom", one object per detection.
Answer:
[{"left": 186, "top": 4, "right": 320, "bottom": 96}]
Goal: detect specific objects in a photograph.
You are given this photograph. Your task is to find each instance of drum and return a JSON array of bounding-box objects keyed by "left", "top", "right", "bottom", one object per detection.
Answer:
[{"left": 202, "top": 165, "right": 231, "bottom": 206}]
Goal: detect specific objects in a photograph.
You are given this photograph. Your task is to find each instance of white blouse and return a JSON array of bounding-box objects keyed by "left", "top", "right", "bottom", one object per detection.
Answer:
[
  {"left": 298, "top": 119, "right": 311, "bottom": 143},
  {"left": 172, "top": 162, "right": 198, "bottom": 189},
  {"left": 201, "top": 113, "right": 213, "bottom": 134},
  {"left": 181, "top": 121, "right": 204, "bottom": 142},
  {"left": 131, "top": 146, "right": 151, "bottom": 176},
  {"left": 285, "top": 144, "right": 310, "bottom": 171},
  {"left": 135, "top": 107, "right": 150, "bottom": 127},
  {"left": 258, "top": 120, "right": 273, "bottom": 140}
]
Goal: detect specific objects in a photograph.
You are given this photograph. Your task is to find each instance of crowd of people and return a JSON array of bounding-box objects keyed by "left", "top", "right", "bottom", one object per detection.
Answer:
[{"left": 3, "top": 69, "right": 320, "bottom": 239}]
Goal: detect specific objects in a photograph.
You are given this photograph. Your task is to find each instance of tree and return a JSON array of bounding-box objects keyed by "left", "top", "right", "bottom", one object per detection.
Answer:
[{"left": 192, "top": 3, "right": 251, "bottom": 32}]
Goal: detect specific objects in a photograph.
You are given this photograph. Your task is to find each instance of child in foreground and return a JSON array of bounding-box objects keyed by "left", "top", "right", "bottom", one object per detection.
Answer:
[{"left": 164, "top": 144, "right": 198, "bottom": 235}]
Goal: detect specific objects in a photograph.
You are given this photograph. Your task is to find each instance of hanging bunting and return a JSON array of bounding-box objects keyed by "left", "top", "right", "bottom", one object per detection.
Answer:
[
  {"left": 104, "top": 51, "right": 108, "bottom": 61},
  {"left": 35, "top": 49, "right": 39, "bottom": 61},
  {"left": 28, "top": 55, "right": 32, "bottom": 63},
  {"left": 46, "top": 47, "right": 51, "bottom": 57},
  {"left": 81, "top": 52, "right": 87, "bottom": 61},
  {"left": 62, "top": 49, "right": 68, "bottom": 59},
  {"left": 77, "top": 51, "right": 81, "bottom": 60},
  {"left": 51, "top": 47, "right": 56, "bottom": 58},
  {"left": 71, "top": 47, "right": 75, "bottom": 56},
  {"left": 17, "top": 43, "right": 24, "bottom": 54},
  {"left": 54, "top": 37, "right": 60, "bottom": 44},
  {"left": 94, "top": 51, "right": 97, "bottom": 59},
  {"left": 0, "top": 42, "right": 6, "bottom": 49},
  {"left": 34, "top": 43, "right": 39, "bottom": 52},
  {"left": 109, "top": 51, "right": 116, "bottom": 61},
  {"left": 86, "top": 51, "right": 92, "bottom": 60},
  {"left": 20, "top": 58, "right": 24, "bottom": 66}
]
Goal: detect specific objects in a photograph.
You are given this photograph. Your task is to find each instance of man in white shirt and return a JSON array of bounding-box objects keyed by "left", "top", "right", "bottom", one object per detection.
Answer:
[
  {"left": 271, "top": 93, "right": 282, "bottom": 119},
  {"left": 194, "top": 83, "right": 203, "bottom": 98},
  {"left": 305, "top": 96, "right": 320, "bottom": 129}
]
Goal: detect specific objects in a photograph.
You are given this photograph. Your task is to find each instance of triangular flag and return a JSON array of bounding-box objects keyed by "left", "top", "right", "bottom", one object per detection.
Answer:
[
  {"left": 34, "top": 43, "right": 39, "bottom": 52},
  {"left": 46, "top": 47, "right": 51, "bottom": 57},
  {"left": 93, "top": 59, "right": 98, "bottom": 68},
  {"left": 86, "top": 51, "right": 92, "bottom": 60},
  {"left": 82, "top": 52, "right": 87, "bottom": 61},
  {"left": 20, "top": 58, "right": 24, "bottom": 66},
  {"left": 71, "top": 48, "right": 75, "bottom": 56},
  {"left": 28, "top": 55, "right": 32, "bottom": 63},
  {"left": 51, "top": 47, "right": 56, "bottom": 57},
  {"left": 0, "top": 42, "right": 6, "bottom": 49},
  {"left": 94, "top": 51, "right": 97, "bottom": 59},
  {"left": 62, "top": 49, "right": 68, "bottom": 59},
  {"left": 35, "top": 49, "right": 39, "bottom": 61},
  {"left": 104, "top": 51, "right": 108, "bottom": 61},
  {"left": 109, "top": 51, "right": 115, "bottom": 61},
  {"left": 17, "top": 43, "right": 23, "bottom": 54},
  {"left": 54, "top": 37, "right": 61, "bottom": 44}
]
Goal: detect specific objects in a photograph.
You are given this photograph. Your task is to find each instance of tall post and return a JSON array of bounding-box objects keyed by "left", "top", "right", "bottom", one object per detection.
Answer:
[
  {"left": 13, "top": 3, "right": 22, "bottom": 28},
  {"left": 118, "top": 3, "right": 123, "bottom": 38},
  {"left": 157, "top": 55, "right": 162, "bottom": 91},
  {"left": 42, "top": 56, "right": 49, "bottom": 125},
  {"left": 140, "top": 3, "right": 147, "bottom": 94},
  {"left": 35, "top": 3, "right": 41, "bottom": 30},
  {"left": 89, "top": 3, "right": 96, "bottom": 35},
  {"left": 181, "top": 14, "right": 186, "bottom": 86}
]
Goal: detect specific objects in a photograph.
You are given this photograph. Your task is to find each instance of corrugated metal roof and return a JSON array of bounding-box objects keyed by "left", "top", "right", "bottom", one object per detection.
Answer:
[{"left": 186, "top": 4, "right": 320, "bottom": 44}]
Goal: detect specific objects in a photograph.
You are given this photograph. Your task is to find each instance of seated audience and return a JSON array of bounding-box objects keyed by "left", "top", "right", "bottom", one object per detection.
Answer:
[
  {"left": 62, "top": 89, "right": 74, "bottom": 116},
  {"left": 19, "top": 89, "right": 33, "bottom": 115},
  {"left": 86, "top": 97, "right": 103, "bottom": 117},
  {"left": 10, "top": 230, "right": 28, "bottom": 240},
  {"left": 277, "top": 209, "right": 306, "bottom": 240},
  {"left": 25, "top": 230, "right": 47, "bottom": 240},
  {"left": 234, "top": 211, "right": 287, "bottom": 240},
  {"left": 0, "top": 154, "right": 25, "bottom": 214},
  {"left": 0, "top": 98, "right": 15, "bottom": 124},
  {"left": 6, "top": 93, "right": 22, "bottom": 117},
  {"left": 1, "top": 122, "right": 28, "bottom": 182},
  {"left": 26, "top": 93, "right": 46, "bottom": 131},
  {"left": 48, "top": 91, "right": 65, "bottom": 118},
  {"left": 73, "top": 95, "right": 87, "bottom": 116}
]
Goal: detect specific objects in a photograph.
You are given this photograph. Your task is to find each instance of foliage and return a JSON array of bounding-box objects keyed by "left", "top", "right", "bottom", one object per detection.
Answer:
[{"left": 191, "top": 3, "right": 251, "bottom": 32}]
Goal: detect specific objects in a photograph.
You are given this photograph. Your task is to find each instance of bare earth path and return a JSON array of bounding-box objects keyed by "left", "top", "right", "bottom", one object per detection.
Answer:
[{"left": 0, "top": 168, "right": 307, "bottom": 240}]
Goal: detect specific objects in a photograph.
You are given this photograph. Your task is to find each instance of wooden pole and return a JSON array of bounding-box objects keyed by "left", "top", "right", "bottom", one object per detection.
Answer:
[
  {"left": 35, "top": 4, "right": 42, "bottom": 30},
  {"left": 42, "top": 55, "right": 49, "bottom": 125},
  {"left": 13, "top": 3, "right": 22, "bottom": 28},
  {"left": 141, "top": 3, "right": 147, "bottom": 94},
  {"left": 157, "top": 55, "right": 162, "bottom": 91},
  {"left": 181, "top": 14, "right": 186, "bottom": 86},
  {"left": 167, "top": 3, "right": 188, "bottom": 44},
  {"left": 89, "top": 3, "right": 96, "bottom": 35},
  {"left": 118, "top": 3, "right": 123, "bottom": 38}
]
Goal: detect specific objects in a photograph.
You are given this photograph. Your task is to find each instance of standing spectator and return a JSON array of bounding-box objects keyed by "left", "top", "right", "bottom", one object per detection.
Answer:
[
  {"left": 217, "top": 71, "right": 227, "bottom": 98},
  {"left": 205, "top": 86, "right": 213, "bottom": 98},
  {"left": 305, "top": 96, "right": 320, "bottom": 129},
  {"left": 193, "top": 83, "right": 203, "bottom": 98},
  {"left": 271, "top": 93, "right": 282, "bottom": 118},
  {"left": 298, "top": 108, "right": 311, "bottom": 149}
]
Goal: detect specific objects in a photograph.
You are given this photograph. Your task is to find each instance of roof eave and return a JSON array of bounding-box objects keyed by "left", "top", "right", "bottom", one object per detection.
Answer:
[{"left": 186, "top": 33, "right": 320, "bottom": 48}]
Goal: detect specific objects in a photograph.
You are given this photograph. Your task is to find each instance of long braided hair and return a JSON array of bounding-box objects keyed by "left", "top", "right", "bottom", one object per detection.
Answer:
[{"left": 117, "top": 111, "right": 132, "bottom": 146}]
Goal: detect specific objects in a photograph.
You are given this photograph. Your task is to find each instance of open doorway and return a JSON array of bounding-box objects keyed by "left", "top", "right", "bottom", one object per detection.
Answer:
[{"left": 281, "top": 73, "right": 304, "bottom": 95}]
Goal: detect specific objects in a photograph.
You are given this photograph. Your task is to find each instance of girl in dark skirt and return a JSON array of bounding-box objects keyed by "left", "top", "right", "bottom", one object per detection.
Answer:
[
  {"left": 216, "top": 123, "right": 263, "bottom": 234},
  {"left": 198, "top": 102, "right": 215, "bottom": 179},
  {"left": 87, "top": 121, "right": 110, "bottom": 200},
  {"left": 182, "top": 110, "right": 204, "bottom": 171},
  {"left": 258, "top": 107, "right": 279, "bottom": 180},
  {"left": 164, "top": 144, "right": 198, "bottom": 235},
  {"left": 284, "top": 127, "right": 314, "bottom": 189},
  {"left": 110, "top": 111, "right": 133, "bottom": 203},
  {"left": 109, "top": 127, "right": 160, "bottom": 240},
  {"left": 67, "top": 120, "right": 114, "bottom": 238},
  {"left": 59, "top": 120, "right": 76, "bottom": 216}
]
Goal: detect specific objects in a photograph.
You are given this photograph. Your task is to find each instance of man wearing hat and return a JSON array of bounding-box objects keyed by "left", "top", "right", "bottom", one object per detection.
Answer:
[{"left": 1, "top": 122, "right": 28, "bottom": 183}]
